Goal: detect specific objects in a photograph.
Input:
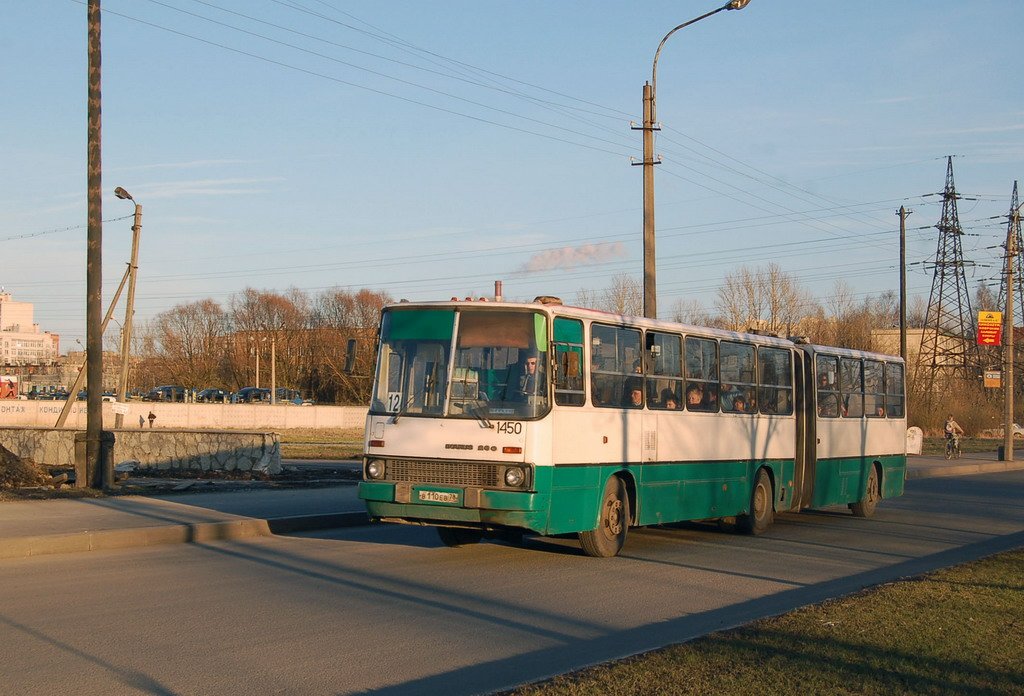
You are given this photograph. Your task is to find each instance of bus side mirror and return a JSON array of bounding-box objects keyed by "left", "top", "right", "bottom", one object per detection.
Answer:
[{"left": 344, "top": 339, "right": 357, "bottom": 374}]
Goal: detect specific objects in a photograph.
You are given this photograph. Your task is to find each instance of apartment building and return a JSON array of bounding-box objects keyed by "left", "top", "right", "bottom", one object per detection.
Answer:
[{"left": 0, "top": 291, "right": 60, "bottom": 365}]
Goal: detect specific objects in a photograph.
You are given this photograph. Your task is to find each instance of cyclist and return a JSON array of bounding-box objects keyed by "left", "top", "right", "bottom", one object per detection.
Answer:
[{"left": 944, "top": 414, "right": 964, "bottom": 456}]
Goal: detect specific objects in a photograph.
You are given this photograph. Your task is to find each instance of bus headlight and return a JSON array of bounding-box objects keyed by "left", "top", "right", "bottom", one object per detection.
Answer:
[
  {"left": 366, "top": 459, "right": 386, "bottom": 480},
  {"left": 504, "top": 466, "right": 525, "bottom": 487}
]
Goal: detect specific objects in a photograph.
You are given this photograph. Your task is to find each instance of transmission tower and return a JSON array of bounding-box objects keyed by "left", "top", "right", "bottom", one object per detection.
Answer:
[
  {"left": 917, "top": 156, "right": 979, "bottom": 392},
  {"left": 997, "top": 181, "right": 1024, "bottom": 326}
]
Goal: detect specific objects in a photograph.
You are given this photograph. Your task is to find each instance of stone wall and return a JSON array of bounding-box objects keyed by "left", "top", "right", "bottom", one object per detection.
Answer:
[
  {"left": 0, "top": 401, "right": 367, "bottom": 430},
  {"left": 0, "top": 427, "right": 281, "bottom": 475}
]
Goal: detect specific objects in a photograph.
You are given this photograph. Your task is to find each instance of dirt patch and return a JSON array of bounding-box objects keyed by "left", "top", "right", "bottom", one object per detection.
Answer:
[{"left": 0, "top": 444, "right": 67, "bottom": 490}]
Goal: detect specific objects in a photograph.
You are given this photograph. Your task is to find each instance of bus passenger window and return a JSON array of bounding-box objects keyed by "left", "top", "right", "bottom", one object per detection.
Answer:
[
  {"left": 553, "top": 318, "right": 586, "bottom": 406},
  {"left": 647, "top": 331, "right": 683, "bottom": 410},
  {"left": 885, "top": 362, "right": 906, "bottom": 418},
  {"left": 591, "top": 324, "right": 643, "bottom": 409},
  {"left": 864, "top": 360, "right": 884, "bottom": 417},
  {"left": 758, "top": 347, "right": 793, "bottom": 416},
  {"left": 841, "top": 358, "right": 864, "bottom": 418},
  {"left": 685, "top": 336, "right": 719, "bottom": 412},
  {"left": 816, "top": 355, "right": 840, "bottom": 418}
]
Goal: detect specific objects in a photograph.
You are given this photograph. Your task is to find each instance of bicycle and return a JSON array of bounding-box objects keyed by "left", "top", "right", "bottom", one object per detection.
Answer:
[{"left": 945, "top": 434, "right": 961, "bottom": 460}]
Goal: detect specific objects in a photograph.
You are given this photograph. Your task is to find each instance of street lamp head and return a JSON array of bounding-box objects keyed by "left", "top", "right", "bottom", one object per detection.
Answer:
[
  {"left": 726, "top": 0, "right": 752, "bottom": 9},
  {"left": 114, "top": 186, "right": 134, "bottom": 201}
]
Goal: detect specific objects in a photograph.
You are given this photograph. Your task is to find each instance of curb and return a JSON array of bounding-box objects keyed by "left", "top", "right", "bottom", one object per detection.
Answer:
[
  {"left": 0, "top": 510, "right": 371, "bottom": 561},
  {"left": 907, "top": 460, "right": 1024, "bottom": 479}
]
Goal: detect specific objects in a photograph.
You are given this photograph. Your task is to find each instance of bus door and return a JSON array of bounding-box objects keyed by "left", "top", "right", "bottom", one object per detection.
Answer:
[{"left": 792, "top": 348, "right": 817, "bottom": 510}]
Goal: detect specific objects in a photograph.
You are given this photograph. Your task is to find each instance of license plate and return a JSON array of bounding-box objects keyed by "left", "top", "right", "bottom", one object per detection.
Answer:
[{"left": 418, "top": 490, "right": 459, "bottom": 504}]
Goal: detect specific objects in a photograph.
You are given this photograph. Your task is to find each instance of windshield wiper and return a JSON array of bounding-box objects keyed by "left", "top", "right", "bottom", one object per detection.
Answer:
[{"left": 468, "top": 402, "right": 493, "bottom": 429}]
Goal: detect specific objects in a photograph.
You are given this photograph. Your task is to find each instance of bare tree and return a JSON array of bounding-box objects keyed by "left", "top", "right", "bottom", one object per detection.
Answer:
[
  {"left": 150, "top": 299, "right": 228, "bottom": 386},
  {"left": 574, "top": 274, "right": 642, "bottom": 315},
  {"left": 668, "top": 297, "right": 711, "bottom": 326}
]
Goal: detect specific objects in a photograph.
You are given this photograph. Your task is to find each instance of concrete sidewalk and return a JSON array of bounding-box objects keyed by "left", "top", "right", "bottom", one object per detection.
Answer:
[
  {"left": 0, "top": 485, "right": 367, "bottom": 560},
  {"left": 3, "top": 454, "right": 1024, "bottom": 561}
]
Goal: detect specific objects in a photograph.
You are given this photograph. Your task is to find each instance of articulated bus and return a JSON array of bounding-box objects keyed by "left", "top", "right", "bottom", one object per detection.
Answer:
[{"left": 357, "top": 296, "right": 907, "bottom": 557}]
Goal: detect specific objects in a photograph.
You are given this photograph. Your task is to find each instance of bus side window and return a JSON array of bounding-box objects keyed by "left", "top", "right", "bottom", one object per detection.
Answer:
[
  {"left": 646, "top": 331, "right": 682, "bottom": 410},
  {"left": 864, "top": 360, "right": 884, "bottom": 417},
  {"left": 816, "top": 355, "right": 840, "bottom": 418},
  {"left": 553, "top": 318, "right": 586, "bottom": 406},
  {"left": 758, "top": 346, "right": 793, "bottom": 416},
  {"left": 841, "top": 357, "right": 864, "bottom": 418},
  {"left": 885, "top": 362, "right": 906, "bottom": 417},
  {"left": 684, "top": 336, "right": 719, "bottom": 412},
  {"left": 591, "top": 324, "right": 643, "bottom": 409}
]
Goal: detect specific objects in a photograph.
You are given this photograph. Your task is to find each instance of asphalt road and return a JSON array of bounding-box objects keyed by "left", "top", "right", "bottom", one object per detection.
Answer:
[{"left": 2, "top": 471, "right": 1023, "bottom": 696}]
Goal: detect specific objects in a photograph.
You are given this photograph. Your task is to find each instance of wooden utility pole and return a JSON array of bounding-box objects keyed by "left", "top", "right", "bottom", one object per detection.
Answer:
[{"left": 85, "top": 0, "right": 110, "bottom": 488}]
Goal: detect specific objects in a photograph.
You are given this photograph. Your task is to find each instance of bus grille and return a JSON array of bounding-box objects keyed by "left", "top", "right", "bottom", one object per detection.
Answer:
[{"left": 388, "top": 459, "right": 500, "bottom": 487}]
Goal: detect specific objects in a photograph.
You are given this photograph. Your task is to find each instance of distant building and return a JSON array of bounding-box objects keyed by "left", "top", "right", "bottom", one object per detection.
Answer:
[{"left": 0, "top": 291, "right": 59, "bottom": 365}]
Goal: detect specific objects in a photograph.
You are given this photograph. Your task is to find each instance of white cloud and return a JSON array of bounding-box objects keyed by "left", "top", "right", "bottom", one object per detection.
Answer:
[{"left": 519, "top": 242, "right": 626, "bottom": 273}]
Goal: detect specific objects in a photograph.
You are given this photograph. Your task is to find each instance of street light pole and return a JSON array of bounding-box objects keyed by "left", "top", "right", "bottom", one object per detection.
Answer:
[
  {"left": 640, "top": 0, "right": 752, "bottom": 319},
  {"left": 113, "top": 186, "right": 142, "bottom": 428}
]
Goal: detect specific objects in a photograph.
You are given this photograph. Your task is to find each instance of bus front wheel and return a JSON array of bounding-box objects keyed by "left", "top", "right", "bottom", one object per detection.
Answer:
[
  {"left": 850, "top": 465, "right": 880, "bottom": 518},
  {"left": 737, "top": 468, "right": 774, "bottom": 535},
  {"left": 579, "top": 476, "right": 630, "bottom": 558}
]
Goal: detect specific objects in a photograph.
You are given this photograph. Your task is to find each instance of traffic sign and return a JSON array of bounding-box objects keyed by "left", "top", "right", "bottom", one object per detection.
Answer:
[
  {"left": 984, "top": 370, "right": 1002, "bottom": 388},
  {"left": 977, "top": 311, "right": 1003, "bottom": 346}
]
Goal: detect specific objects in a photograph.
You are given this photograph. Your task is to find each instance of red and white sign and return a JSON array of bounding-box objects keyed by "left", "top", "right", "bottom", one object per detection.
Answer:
[
  {"left": 0, "top": 375, "right": 18, "bottom": 399},
  {"left": 977, "top": 311, "right": 1003, "bottom": 346}
]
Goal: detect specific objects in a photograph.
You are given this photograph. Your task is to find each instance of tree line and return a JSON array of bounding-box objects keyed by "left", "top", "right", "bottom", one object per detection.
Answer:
[{"left": 133, "top": 287, "right": 391, "bottom": 404}]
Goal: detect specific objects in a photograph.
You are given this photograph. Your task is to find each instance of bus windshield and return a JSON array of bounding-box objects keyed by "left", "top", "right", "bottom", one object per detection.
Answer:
[{"left": 370, "top": 307, "right": 550, "bottom": 420}]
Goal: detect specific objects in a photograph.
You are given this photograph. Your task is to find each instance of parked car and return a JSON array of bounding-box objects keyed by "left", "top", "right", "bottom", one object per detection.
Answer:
[
  {"left": 143, "top": 385, "right": 187, "bottom": 402},
  {"left": 196, "top": 388, "right": 230, "bottom": 403},
  {"left": 231, "top": 387, "right": 271, "bottom": 403}
]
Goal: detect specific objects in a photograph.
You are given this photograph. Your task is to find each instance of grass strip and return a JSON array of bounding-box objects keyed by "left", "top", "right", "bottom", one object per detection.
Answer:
[{"left": 511, "top": 549, "right": 1024, "bottom": 696}]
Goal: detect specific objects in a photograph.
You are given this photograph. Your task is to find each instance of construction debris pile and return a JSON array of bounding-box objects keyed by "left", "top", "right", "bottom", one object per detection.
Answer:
[{"left": 0, "top": 444, "right": 67, "bottom": 490}]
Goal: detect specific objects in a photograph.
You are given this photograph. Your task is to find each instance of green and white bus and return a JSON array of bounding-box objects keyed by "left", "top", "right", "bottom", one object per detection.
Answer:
[{"left": 358, "top": 296, "right": 907, "bottom": 557}]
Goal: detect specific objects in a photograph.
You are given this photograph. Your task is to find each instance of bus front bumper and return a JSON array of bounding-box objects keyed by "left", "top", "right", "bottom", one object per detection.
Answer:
[{"left": 358, "top": 481, "right": 549, "bottom": 533}]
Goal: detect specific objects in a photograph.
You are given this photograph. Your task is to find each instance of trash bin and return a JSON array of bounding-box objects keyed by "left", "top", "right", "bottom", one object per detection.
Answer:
[{"left": 998, "top": 445, "right": 1006, "bottom": 461}]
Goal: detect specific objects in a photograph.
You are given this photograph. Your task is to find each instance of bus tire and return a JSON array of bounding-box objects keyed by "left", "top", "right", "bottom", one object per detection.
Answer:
[
  {"left": 737, "top": 468, "right": 773, "bottom": 535},
  {"left": 579, "top": 476, "right": 629, "bottom": 558},
  {"left": 851, "top": 464, "right": 880, "bottom": 518},
  {"left": 437, "top": 526, "right": 483, "bottom": 547}
]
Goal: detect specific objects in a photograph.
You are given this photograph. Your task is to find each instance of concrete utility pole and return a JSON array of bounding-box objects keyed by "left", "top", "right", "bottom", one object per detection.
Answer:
[
  {"left": 1006, "top": 206, "right": 1020, "bottom": 462},
  {"left": 270, "top": 334, "right": 277, "bottom": 405},
  {"left": 637, "top": 0, "right": 752, "bottom": 319},
  {"left": 85, "top": 0, "right": 109, "bottom": 488},
  {"left": 898, "top": 206, "right": 911, "bottom": 362},
  {"left": 114, "top": 187, "right": 142, "bottom": 429}
]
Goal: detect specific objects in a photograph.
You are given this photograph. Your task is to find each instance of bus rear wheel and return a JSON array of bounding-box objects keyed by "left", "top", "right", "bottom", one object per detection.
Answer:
[
  {"left": 579, "top": 476, "right": 629, "bottom": 558},
  {"left": 437, "top": 526, "right": 484, "bottom": 547},
  {"left": 737, "top": 468, "right": 774, "bottom": 535},
  {"left": 851, "top": 465, "right": 880, "bottom": 518}
]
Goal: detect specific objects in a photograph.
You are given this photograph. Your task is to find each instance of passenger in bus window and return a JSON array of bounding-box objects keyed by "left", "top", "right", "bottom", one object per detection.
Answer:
[
  {"left": 720, "top": 383, "right": 741, "bottom": 410},
  {"left": 624, "top": 378, "right": 644, "bottom": 408},
  {"left": 732, "top": 395, "right": 747, "bottom": 413},
  {"left": 685, "top": 384, "right": 702, "bottom": 408},
  {"left": 661, "top": 387, "right": 680, "bottom": 410},
  {"left": 701, "top": 387, "right": 718, "bottom": 411}
]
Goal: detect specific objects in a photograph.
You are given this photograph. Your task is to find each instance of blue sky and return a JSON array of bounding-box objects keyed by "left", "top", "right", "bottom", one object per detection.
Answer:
[{"left": 2, "top": 1, "right": 1023, "bottom": 348}]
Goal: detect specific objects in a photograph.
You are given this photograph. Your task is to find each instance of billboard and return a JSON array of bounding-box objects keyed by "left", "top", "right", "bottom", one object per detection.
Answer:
[{"left": 0, "top": 375, "right": 19, "bottom": 399}]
